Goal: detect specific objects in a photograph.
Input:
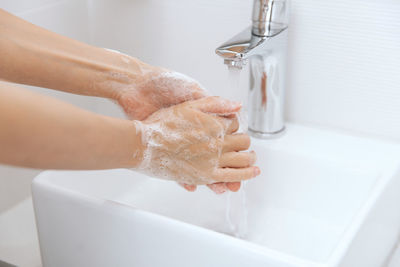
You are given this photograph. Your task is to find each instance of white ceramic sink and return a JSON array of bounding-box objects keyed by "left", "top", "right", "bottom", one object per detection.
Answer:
[{"left": 32, "top": 124, "right": 400, "bottom": 267}]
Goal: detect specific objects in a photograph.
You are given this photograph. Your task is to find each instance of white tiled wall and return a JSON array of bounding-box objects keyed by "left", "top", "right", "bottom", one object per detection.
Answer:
[
  {"left": 1, "top": 0, "right": 59, "bottom": 14},
  {"left": 388, "top": 242, "right": 400, "bottom": 267},
  {"left": 287, "top": 0, "right": 400, "bottom": 141},
  {"left": 89, "top": 0, "right": 400, "bottom": 141}
]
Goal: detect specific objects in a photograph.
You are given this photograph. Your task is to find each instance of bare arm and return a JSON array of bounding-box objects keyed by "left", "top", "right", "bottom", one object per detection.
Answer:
[
  {"left": 0, "top": 9, "right": 256, "bottom": 191},
  {"left": 0, "top": 81, "right": 143, "bottom": 169},
  {"left": 0, "top": 8, "right": 151, "bottom": 100},
  {"left": 0, "top": 8, "right": 205, "bottom": 120},
  {"left": 0, "top": 82, "right": 258, "bottom": 186}
]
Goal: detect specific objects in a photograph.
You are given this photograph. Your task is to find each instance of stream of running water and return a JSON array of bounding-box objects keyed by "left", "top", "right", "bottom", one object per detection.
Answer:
[{"left": 224, "top": 67, "right": 249, "bottom": 239}]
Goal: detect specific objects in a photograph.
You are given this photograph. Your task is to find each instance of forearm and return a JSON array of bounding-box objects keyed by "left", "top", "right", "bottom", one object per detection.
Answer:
[
  {"left": 0, "top": 9, "right": 154, "bottom": 100},
  {"left": 0, "top": 82, "right": 144, "bottom": 170}
]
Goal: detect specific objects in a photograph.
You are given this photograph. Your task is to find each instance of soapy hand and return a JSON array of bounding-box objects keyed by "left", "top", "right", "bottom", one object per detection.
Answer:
[
  {"left": 115, "top": 64, "right": 252, "bottom": 193},
  {"left": 134, "top": 96, "right": 259, "bottom": 187},
  {"left": 117, "top": 68, "right": 207, "bottom": 121}
]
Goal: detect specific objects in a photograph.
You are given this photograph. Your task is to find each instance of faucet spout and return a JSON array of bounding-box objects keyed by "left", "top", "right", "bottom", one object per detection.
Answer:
[
  {"left": 215, "top": 26, "right": 286, "bottom": 68},
  {"left": 215, "top": 0, "right": 290, "bottom": 139}
]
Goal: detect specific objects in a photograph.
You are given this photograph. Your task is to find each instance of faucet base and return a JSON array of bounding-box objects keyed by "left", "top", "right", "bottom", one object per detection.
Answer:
[{"left": 248, "top": 127, "right": 286, "bottom": 139}]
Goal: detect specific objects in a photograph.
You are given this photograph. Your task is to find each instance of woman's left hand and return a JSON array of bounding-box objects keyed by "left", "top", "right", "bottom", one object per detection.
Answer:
[{"left": 116, "top": 67, "right": 207, "bottom": 120}]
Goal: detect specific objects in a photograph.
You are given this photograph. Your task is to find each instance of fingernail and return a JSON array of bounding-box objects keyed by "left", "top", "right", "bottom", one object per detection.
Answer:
[
  {"left": 208, "top": 184, "right": 227, "bottom": 194},
  {"left": 213, "top": 186, "right": 227, "bottom": 194},
  {"left": 223, "top": 99, "right": 241, "bottom": 107},
  {"left": 187, "top": 185, "right": 197, "bottom": 192},
  {"left": 232, "top": 101, "right": 242, "bottom": 108},
  {"left": 226, "top": 182, "right": 241, "bottom": 192},
  {"left": 216, "top": 189, "right": 226, "bottom": 194},
  {"left": 254, "top": 167, "right": 261, "bottom": 176}
]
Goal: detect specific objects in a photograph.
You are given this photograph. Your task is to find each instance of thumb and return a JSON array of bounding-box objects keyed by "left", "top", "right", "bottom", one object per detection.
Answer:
[{"left": 191, "top": 96, "right": 242, "bottom": 115}]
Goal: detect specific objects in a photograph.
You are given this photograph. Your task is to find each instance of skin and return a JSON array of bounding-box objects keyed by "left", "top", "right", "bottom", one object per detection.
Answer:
[
  {"left": 139, "top": 97, "right": 260, "bottom": 185},
  {"left": 0, "top": 83, "right": 259, "bottom": 184},
  {"left": 0, "top": 81, "right": 143, "bottom": 169},
  {"left": 0, "top": 9, "right": 260, "bottom": 192}
]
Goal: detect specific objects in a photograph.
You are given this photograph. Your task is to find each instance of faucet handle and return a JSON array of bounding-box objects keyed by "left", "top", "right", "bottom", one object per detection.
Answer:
[{"left": 252, "top": 0, "right": 289, "bottom": 37}]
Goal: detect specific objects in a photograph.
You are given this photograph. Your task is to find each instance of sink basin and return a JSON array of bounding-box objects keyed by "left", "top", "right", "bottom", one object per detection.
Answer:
[{"left": 32, "top": 124, "right": 400, "bottom": 267}]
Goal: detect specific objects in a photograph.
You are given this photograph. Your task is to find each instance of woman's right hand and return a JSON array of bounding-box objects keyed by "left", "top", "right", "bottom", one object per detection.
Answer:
[{"left": 134, "top": 96, "right": 260, "bottom": 187}]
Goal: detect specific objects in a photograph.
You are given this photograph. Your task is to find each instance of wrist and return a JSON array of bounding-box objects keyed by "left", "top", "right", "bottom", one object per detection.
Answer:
[
  {"left": 124, "top": 120, "right": 148, "bottom": 169},
  {"left": 103, "top": 117, "right": 147, "bottom": 169},
  {"left": 96, "top": 49, "right": 163, "bottom": 102}
]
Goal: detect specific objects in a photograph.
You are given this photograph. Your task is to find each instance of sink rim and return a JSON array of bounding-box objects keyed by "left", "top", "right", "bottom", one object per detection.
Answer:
[
  {"left": 32, "top": 123, "right": 400, "bottom": 266},
  {"left": 32, "top": 172, "right": 325, "bottom": 267}
]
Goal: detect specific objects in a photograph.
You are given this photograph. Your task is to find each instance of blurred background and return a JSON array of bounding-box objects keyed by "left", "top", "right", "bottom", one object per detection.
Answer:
[{"left": 1, "top": 0, "right": 400, "bottom": 266}]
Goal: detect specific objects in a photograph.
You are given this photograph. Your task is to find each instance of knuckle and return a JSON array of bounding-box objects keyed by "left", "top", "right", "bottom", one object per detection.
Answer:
[
  {"left": 246, "top": 155, "right": 253, "bottom": 166},
  {"left": 232, "top": 119, "right": 239, "bottom": 132},
  {"left": 208, "top": 96, "right": 220, "bottom": 102}
]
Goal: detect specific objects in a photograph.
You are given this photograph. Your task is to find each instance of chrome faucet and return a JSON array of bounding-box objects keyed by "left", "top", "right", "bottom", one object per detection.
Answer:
[{"left": 216, "top": 0, "right": 289, "bottom": 139}]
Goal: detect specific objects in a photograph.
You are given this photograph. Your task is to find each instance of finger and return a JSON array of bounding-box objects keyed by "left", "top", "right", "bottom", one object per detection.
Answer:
[
  {"left": 178, "top": 183, "right": 197, "bottom": 192},
  {"left": 213, "top": 166, "right": 260, "bottom": 182},
  {"left": 217, "top": 115, "right": 239, "bottom": 134},
  {"left": 223, "top": 113, "right": 237, "bottom": 119},
  {"left": 219, "top": 151, "right": 256, "bottom": 168},
  {"left": 191, "top": 86, "right": 208, "bottom": 99},
  {"left": 207, "top": 183, "right": 228, "bottom": 194},
  {"left": 226, "top": 182, "right": 241, "bottom": 192},
  {"left": 223, "top": 133, "right": 251, "bottom": 152},
  {"left": 191, "top": 96, "right": 242, "bottom": 115},
  {"left": 180, "top": 86, "right": 207, "bottom": 102}
]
